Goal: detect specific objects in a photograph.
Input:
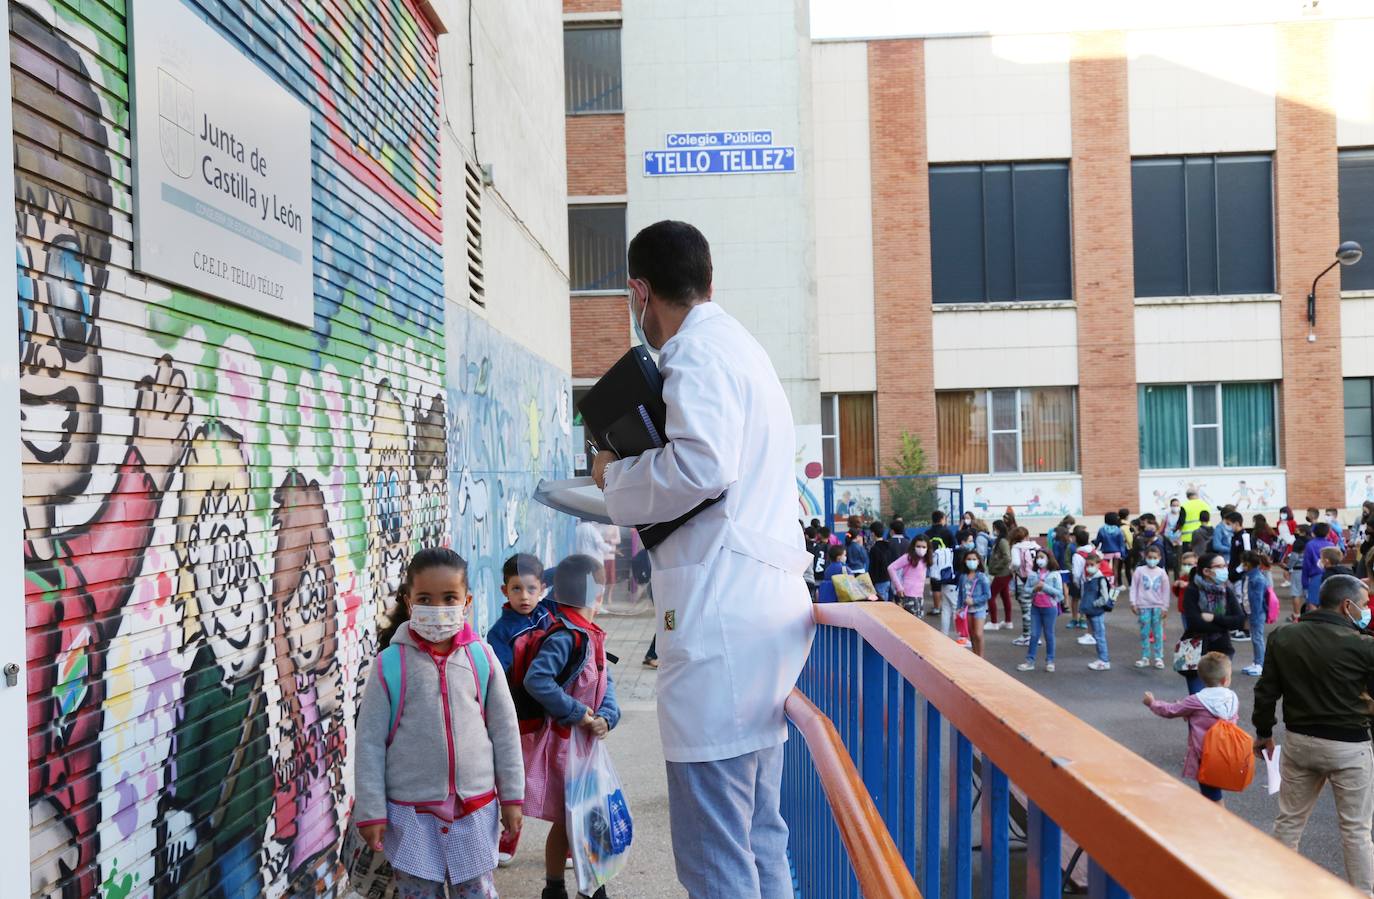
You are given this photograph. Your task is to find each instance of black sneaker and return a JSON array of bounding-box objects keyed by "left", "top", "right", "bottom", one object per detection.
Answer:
[
  {"left": 542, "top": 884, "right": 569, "bottom": 899},
  {"left": 577, "top": 889, "right": 608, "bottom": 899}
]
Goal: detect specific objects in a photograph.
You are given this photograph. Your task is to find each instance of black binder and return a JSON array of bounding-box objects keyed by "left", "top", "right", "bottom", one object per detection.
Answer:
[{"left": 577, "top": 347, "right": 724, "bottom": 549}]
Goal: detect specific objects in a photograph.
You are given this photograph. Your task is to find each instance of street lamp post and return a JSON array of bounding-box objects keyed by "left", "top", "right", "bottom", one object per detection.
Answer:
[{"left": 1307, "top": 240, "right": 1364, "bottom": 342}]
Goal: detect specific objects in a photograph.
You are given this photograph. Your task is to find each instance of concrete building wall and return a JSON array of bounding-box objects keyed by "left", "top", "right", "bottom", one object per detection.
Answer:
[
  {"left": 443, "top": 0, "right": 576, "bottom": 619},
  {"left": 925, "top": 34, "right": 1073, "bottom": 163},
  {"left": 812, "top": 41, "right": 876, "bottom": 393},
  {"left": 1135, "top": 298, "right": 1284, "bottom": 382},
  {"left": 1127, "top": 24, "right": 1277, "bottom": 155},
  {"left": 932, "top": 306, "right": 1078, "bottom": 389},
  {"left": 814, "top": 15, "right": 1374, "bottom": 521},
  {"left": 620, "top": 0, "right": 819, "bottom": 424}
]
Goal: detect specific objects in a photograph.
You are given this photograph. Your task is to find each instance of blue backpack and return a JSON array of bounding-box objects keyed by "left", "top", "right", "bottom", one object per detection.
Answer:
[{"left": 378, "top": 641, "right": 494, "bottom": 744}]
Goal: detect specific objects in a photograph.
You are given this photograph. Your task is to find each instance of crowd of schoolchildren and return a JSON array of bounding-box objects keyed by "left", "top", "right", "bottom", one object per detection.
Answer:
[
  {"left": 352, "top": 546, "right": 622, "bottom": 899},
  {"left": 803, "top": 500, "right": 1374, "bottom": 808}
]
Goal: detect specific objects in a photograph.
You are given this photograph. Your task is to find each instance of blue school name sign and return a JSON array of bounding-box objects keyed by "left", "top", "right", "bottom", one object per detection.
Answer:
[{"left": 644, "top": 130, "right": 796, "bottom": 177}]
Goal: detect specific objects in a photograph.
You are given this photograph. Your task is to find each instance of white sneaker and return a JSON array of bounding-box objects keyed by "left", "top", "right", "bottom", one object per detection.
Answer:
[
  {"left": 1045, "top": 663, "right": 1055, "bottom": 672},
  {"left": 1153, "top": 658, "right": 1166, "bottom": 669},
  {"left": 1077, "top": 633, "right": 1097, "bottom": 645},
  {"left": 1088, "top": 660, "right": 1111, "bottom": 671},
  {"left": 1011, "top": 635, "right": 1031, "bottom": 646},
  {"left": 1134, "top": 658, "right": 1150, "bottom": 668},
  {"left": 498, "top": 852, "right": 515, "bottom": 868},
  {"left": 1242, "top": 664, "right": 1263, "bottom": 676},
  {"left": 1017, "top": 662, "right": 1036, "bottom": 672}
]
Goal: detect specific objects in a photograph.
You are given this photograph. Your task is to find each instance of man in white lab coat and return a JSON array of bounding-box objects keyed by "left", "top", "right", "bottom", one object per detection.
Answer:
[{"left": 592, "top": 221, "right": 815, "bottom": 898}]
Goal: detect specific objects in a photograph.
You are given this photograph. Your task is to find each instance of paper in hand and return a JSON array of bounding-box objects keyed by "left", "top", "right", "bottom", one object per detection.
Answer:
[
  {"left": 1264, "top": 745, "right": 1282, "bottom": 795},
  {"left": 532, "top": 477, "right": 614, "bottom": 524}
]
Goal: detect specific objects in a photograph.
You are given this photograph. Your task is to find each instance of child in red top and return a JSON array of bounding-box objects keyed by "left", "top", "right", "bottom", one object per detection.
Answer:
[{"left": 1174, "top": 551, "right": 1197, "bottom": 613}]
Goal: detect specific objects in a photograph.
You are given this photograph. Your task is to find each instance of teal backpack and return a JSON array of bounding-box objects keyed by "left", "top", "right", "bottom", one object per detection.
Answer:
[{"left": 378, "top": 641, "right": 494, "bottom": 745}]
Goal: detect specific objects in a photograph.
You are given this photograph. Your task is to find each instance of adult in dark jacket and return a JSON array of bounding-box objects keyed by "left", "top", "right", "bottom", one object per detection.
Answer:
[
  {"left": 1252, "top": 574, "right": 1374, "bottom": 894},
  {"left": 1179, "top": 552, "right": 1245, "bottom": 694}
]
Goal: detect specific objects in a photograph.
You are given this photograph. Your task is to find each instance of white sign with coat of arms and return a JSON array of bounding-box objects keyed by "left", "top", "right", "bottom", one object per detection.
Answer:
[{"left": 130, "top": 0, "right": 314, "bottom": 326}]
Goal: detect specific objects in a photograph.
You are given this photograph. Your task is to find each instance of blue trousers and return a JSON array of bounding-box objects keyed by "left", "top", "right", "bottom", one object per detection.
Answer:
[
  {"left": 1250, "top": 596, "right": 1267, "bottom": 669},
  {"left": 1027, "top": 605, "right": 1057, "bottom": 663},
  {"left": 1088, "top": 614, "right": 1109, "bottom": 662},
  {"left": 665, "top": 744, "right": 792, "bottom": 899}
]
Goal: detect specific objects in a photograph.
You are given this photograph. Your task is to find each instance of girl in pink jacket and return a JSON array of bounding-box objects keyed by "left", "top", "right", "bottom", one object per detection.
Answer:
[{"left": 887, "top": 537, "right": 928, "bottom": 615}]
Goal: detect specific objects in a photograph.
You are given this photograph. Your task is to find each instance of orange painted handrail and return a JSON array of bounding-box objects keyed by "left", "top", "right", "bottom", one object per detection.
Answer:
[
  {"left": 785, "top": 689, "right": 922, "bottom": 899},
  {"left": 811, "top": 603, "right": 1362, "bottom": 899}
]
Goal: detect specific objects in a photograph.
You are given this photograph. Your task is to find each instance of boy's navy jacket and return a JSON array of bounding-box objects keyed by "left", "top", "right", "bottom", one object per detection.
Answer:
[{"left": 486, "top": 599, "right": 558, "bottom": 670}]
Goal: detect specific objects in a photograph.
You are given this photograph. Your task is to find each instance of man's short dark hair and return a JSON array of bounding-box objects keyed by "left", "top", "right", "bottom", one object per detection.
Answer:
[
  {"left": 502, "top": 552, "right": 544, "bottom": 582},
  {"left": 931, "top": 511, "right": 946, "bottom": 524},
  {"left": 627, "top": 220, "right": 712, "bottom": 305},
  {"left": 1314, "top": 522, "right": 1331, "bottom": 539},
  {"left": 890, "top": 518, "right": 905, "bottom": 535},
  {"left": 1225, "top": 511, "right": 1244, "bottom": 526},
  {"left": 1320, "top": 573, "right": 1368, "bottom": 611},
  {"left": 1200, "top": 511, "right": 1211, "bottom": 523}
]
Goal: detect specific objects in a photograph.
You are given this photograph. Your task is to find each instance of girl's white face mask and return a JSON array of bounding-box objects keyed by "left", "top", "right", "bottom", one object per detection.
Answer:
[{"left": 410, "top": 604, "right": 466, "bottom": 642}]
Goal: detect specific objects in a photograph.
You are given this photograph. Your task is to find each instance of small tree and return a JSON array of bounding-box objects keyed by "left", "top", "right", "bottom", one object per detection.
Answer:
[{"left": 885, "top": 431, "right": 940, "bottom": 524}]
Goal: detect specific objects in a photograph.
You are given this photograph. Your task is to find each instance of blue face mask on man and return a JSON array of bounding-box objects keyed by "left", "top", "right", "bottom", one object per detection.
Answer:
[{"left": 1348, "top": 600, "right": 1372, "bottom": 630}]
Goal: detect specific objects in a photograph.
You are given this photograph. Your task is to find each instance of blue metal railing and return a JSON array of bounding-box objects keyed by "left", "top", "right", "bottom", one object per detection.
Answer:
[{"left": 781, "top": 604, "right": 1361, "bottom": 898}]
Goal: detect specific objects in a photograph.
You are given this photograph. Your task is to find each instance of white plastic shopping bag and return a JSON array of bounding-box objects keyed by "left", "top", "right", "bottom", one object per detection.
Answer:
[
  {"left": 1264, "top": 745, "right": 1282, "bottom": 796},
  {"left": 565, "top": 728, "right": 634, "bottom": 894}
]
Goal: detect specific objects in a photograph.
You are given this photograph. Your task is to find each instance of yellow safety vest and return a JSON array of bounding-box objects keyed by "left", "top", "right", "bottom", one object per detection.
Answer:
[{"left": 1179, "top": 498, "right": 1209, "bottom": 540}]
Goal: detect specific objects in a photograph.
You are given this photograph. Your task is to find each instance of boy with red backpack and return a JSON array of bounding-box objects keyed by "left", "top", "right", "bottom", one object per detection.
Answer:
[
  {"left": 1143, "top": 652, "right": 1252, "bottom": 803},
  {"left": 511, "top": 554, "right": 621, "bottom": 899}
]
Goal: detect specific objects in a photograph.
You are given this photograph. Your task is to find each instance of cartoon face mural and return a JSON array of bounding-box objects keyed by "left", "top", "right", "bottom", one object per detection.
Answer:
[
  {"left": 176, "top": 421, "right": 268, "bottom": 683},
  {"left": 269, "top": 471, "right": 345, "bottom": 891},
  {"left": 414, "top": 392, "right": 449, "bottom": 550},
  {"left": 158, "top": 421, "right": 272, "bottom": 897},
  {"left": 14, "top": 16, "right": 114, "bottom": 561},
  {"left": 367, "top": 378, "right": 411, "bottom": 629}
]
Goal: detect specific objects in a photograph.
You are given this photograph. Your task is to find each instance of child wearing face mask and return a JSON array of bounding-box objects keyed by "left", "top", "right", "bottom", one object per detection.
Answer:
[
  {"left": 1130, "top": 545, "right": 1170, "bottom": 669},
  {"left": 523, "top": 554, "right": 621, "bottom": 899},
  {"left": 957, "top": 549, "right": 992, "bottom": 656},
  {"left": 1016, "top": 549, "right": 1064, "bottom": 673},
  {"left": 354, "top": 548, "right": 524, "bottom": 899},
  {"left": 888, "top": 536, "right": 929, "bottom": 616}
]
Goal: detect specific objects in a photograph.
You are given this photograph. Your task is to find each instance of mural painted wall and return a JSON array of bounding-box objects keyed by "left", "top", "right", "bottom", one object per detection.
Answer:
[
  {"left": 13, "top": 1, "right": 453, "bottom": 896},
  {"left": 448, "top": 308, "right": 574, "bottom": 633},
  {"left": 1139, "top": 470, "right": 1287, "bottom": 519},
  {"left": 961, "top": 475, "right": 1082, "bottom": 520}
]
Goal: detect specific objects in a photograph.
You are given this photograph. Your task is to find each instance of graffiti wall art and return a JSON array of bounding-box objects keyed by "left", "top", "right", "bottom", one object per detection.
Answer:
[{"left": 10, "top": 1, "right": 473, "bottom": 896}]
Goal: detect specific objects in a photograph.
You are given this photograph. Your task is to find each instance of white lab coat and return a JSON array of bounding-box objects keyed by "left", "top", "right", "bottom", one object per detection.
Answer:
[
  {"left": 603, "top": 302, "right": 815, "bottom": 763},
  {"left": 576, "top": 520, "right": 613, "bottom": 560}
]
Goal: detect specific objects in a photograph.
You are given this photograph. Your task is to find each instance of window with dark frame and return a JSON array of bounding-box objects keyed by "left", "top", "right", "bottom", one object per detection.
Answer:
[
  {"left": 929, "top": 161, "right": 1072, "bottom": 303},
  {"left": 564, "top": 26, "right": 622, "bottom": 114},
  {"left": 1345, "top": 378, "right": 1374, "bottom": 467},
  {"left": 1131, "top": 155, "right": 1275, "bottom": 297},
  {"left": 568, "top": 204, "right": 626, "bottom": 292},
  {"left": 821, "top": 393, "right": 876, "bottom": 477},
  {"left": 1338, "top": 150, "right": 1374, "bottom": 292}
]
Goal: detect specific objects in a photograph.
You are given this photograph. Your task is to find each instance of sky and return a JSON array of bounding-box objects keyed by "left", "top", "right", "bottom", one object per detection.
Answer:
[{"left": 808, "top": 0, "right": 1360, "bottom": 40}]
